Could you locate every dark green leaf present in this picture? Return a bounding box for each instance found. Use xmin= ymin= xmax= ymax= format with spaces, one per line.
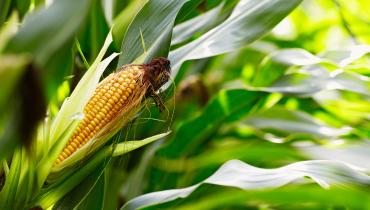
xmin=169 ymin=0 xmax=302 ymax=77
xmin=54 ymin=168 xmax=105 ymax=210
xmin=117 ymin=0 xmax=189 ymax=66
xmin=0 ymin=0 xmax=12 ymax=27
xmin=112 ymin=0 xmax=147 ymax=49
xmin=6 ymin=0 xmax=92 ymax=66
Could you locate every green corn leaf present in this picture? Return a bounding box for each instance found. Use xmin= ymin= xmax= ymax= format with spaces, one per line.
xmin=113 ymin=131 xmax=171 ymax=157
xmin=0 ymin=148 xmax=22 ymax=209
xmin=169 ymin=0 xmax=303 ymax=78
xmin=171 ymin=2 xmax=224 ymax=45
xmin=157 ymin=89 xmax=262 ymax=158
xmin=5 ymin=0 xmax=92 ymax=66
xmin=121 ymin=159 xmax=370 ymax=210
xmin=34 ymin=132 xmax=170 ymax=209
xmin=0 ymin=12 xmax=19 ymax=53
xmin=117 ymin=0 xmax=189 ymax=66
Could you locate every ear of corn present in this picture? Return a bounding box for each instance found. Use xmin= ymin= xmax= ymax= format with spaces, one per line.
xmin=53 ymin=57 xmax=170 ymax=168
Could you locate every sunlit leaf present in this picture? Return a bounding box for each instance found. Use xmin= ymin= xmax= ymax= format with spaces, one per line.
xmin=0 ymin=12 xmax=18 ymax=52
xmin=313 ymin=89 xmax=370 ymax=124
xmin=273 ymin=49 xmax=323 ymax=65
xmin=251 ymin=67 xmax=370 ymax=96
xmin=300 ymin=141 xmax=370 ymax=171
xmin=244 ymin=106 xmax=351 ymax=138
xmin=320 ymin=45 xmax=370 ymax=67
xmin=121 ymin=159 xmax=370 ymax=210
xmin=252 ymin=46 xmax=370 ymax=87
xmin=169 ymin=0 xmax=302 ymax=76
xmin=171 ymin=2 xmax=224 ymax=45
xmin=113 ymin=131 xmax=171 ymax=157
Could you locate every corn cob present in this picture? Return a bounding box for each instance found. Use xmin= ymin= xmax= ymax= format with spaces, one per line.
xmin=54 ymin=57 xmax=170 ymax=165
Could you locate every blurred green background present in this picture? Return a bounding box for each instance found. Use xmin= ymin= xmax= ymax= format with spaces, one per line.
xmin=0 ymin=0 xmax=369 ymax=209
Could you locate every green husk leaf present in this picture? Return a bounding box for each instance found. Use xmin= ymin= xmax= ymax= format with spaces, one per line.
xmin=36 ymin=117 xmax=81 ymax=189
xmin=50 ymin=31 xmax=115 ymax=145
xmin=113 ymin=131 xmax=171 ymax=156
xmin=0 ymin=148 xmax=22 ymax=209
xmin=0 ymin=12 xmax=19 ymax=53
xmin=34 ymin=131 xmax=170 ymax=209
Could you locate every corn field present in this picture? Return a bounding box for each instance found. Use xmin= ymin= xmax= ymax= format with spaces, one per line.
xmin=0 ymin=0 xmax=370 ymax=209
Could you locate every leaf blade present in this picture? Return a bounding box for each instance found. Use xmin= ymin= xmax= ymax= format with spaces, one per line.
xmin=121 ymin=159 xmax=370 ymax=210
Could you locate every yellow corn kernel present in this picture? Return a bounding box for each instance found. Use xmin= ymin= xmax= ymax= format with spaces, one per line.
xmin=55 ymin=68 xmax=141 ymax=163
xmin=54 ymin=57 xmax=171 ymax=165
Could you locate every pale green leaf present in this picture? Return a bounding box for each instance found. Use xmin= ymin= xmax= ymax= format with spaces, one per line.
xmin=113 ymin=131 xmax=171 ymax=157
xmin=121 ymin=159 xmax=370 ymax=210
xmin=169 ymin=0 xmax=302 ymax=77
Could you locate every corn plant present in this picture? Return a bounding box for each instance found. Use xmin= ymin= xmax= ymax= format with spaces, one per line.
xmin=1 ymin=0 xmax=370 ymax=210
